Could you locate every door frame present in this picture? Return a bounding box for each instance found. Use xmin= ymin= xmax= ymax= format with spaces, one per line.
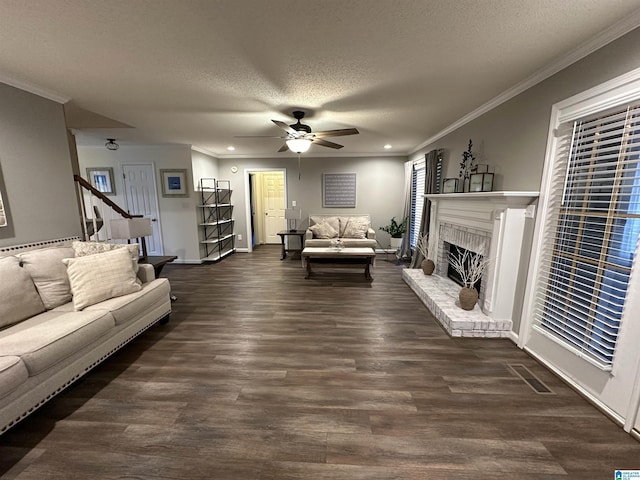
xmin=120 ymin=162 xmax=164 ymax=255
xmin=243 ymin=167 xmax=287 ymax=253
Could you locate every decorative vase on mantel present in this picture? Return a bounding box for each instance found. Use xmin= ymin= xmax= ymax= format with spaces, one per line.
xmin=421 ymin=259 xmax=435 ymax=275
xmin=459 ymin=286 xmax=478 ymax=311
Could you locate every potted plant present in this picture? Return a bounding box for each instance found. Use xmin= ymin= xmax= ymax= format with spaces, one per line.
xmin=449 ymin=248 xmax=490 ymax=310
xmin=379 ymin=217 xmax=407 ymax=249
xmin=416 ymin=233 xmax=434 ymax=275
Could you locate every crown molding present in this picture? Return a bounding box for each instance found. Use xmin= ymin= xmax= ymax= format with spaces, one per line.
xmin=0 ymin=73 xmax=70 ymax=104
xmin=191 ymin=145 xmax=220 ymax=158
xmin=409 ymin=9 xmax=640 ymax=158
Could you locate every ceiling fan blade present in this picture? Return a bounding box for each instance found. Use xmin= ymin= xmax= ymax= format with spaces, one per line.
xmin=272 ymin=120 xmax=297 ymax=135
xmin=312 ymin=128 xmax=359 ymax=138
xmin=313 ymin=138 xmax=344 ymax=149
xmin=277 ymin=143 xmax=289 ymax=152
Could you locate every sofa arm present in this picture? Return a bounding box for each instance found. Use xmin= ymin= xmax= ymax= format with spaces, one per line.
xmin=367 ymin=228 xmax=376 ymax=240
xmin=305 ymin=229 xmax=314 ymax=241
xmin=137 ymin=263 xmax=156 ymax=283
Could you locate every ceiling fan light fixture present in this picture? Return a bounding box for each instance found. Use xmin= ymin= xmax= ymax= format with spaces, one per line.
xmin=286 ymin=138 xmax=311 ymax=153
xmin=105 ymin=138 xmax=119 ymax=151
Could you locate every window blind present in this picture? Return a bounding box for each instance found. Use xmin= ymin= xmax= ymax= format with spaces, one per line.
xmin=410 ymin=164 xmax=426 ymax=248
xmin=532 ymin=103 xmax=640 ymax=370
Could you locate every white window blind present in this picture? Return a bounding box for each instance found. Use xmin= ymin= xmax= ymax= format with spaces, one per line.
xmin=410 ymin=164 xmax=425 ymax=248
xmin=532 ymin=103 xmax=640 ymax=370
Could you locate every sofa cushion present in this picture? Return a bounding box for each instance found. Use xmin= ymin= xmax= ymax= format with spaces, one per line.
xmin=54 ymin=278 xmax=170 ymax=326
xmin=309 ymin=221 xmax=338 ymax=239
xmin=0 ymin=256 xmax=46 ymax=329
xmin=63 ymin=248 xmax=142 ymax=311
xmin=0 ymin=356 xmax=29 ymax=399
xmin=340 ymin=217 xmax=369 ymax=239
xmin=72 ymin=240 xmax=140 ymax=273
xmin=0 ymin=310 xmax=115 ymax=375
xmin=310 ymin=215 xmax=339 ymax=233
xmin=19 ymin=246 xmax=75 ymax=310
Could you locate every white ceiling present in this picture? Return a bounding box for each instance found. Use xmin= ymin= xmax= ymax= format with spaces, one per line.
xmin=1 ymin=0 xmax=640 ymax=158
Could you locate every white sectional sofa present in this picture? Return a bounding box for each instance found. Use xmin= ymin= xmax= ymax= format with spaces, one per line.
xmin=305 ymin=214 xmax=376 ymax=249
xmin=0 ymin=238 xmax=171 ymax=435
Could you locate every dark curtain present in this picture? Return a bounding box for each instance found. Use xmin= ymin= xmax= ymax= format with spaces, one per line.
xmin=411 ymin=149 xmax=442 ymax=268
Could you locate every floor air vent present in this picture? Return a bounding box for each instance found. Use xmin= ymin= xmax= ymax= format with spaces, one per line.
xmin=508 ymin=364 xmax=555 ymax=394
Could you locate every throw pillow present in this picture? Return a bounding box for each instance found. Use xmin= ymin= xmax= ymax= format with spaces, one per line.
xmin=19 ymin=246 xmax=75 ymax=309
xmin=63 ymin=248 xmax=141 ymax=311
xmin=72 ymin=240 xmax=140 ymax=272
xmin=310 ymin=215 xmax=339 ymax=234
xmin=0 ymin=256 xmax=46 ymax=328
xmin=309 ymin=221 xmax=338 ymax=239
xmin=341 ymin=219 xmax=368 ymax=239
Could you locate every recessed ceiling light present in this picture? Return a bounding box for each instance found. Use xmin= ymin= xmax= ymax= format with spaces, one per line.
xmin=384 ymin=144 xmax=392 ymax=149
xmin=227 ymin=146 xmax=236 ymax=151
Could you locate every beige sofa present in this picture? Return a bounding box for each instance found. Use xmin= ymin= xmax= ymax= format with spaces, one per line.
xmin=305 ymin=214 xmax=376 ymax=248
xmin=0 ymin=238 xmax=171 ymax=435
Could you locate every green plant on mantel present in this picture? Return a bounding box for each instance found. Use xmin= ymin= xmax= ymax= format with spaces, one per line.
xmin=379 ymin=217 xmax=407 ymax=238
xmin=459 ymin=139 xmax=477 ymax=182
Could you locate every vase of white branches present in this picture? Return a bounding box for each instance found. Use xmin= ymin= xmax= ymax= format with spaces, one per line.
xmin=416 ymin=233 xmax=434 ymax=275
xmin=449 ymin=248 xmax=490 ymax=310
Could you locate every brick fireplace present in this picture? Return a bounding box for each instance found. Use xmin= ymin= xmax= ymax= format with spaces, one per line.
xmin=403 ymin=191 xmax=538 ymax=338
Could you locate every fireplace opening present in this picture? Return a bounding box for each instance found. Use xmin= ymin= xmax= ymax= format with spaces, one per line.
xmin=447 ymin=245 xmax=482 ymax=292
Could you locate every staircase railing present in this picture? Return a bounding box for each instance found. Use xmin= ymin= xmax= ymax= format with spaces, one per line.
xmin=74 ymin=175 xmax=148 ymax=256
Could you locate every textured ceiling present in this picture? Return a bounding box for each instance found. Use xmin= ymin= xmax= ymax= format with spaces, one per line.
xmin=1 ymin=0 xmax=639 ymax=157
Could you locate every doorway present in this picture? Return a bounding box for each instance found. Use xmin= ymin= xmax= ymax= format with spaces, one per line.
xmin=122 ymin=163 xmax=164 ymax=255
xmin=244 ymin=169 xmax=286 ymax=252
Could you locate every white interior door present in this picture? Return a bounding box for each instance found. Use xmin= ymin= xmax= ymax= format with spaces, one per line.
xmin=122 ymin=164 xmax=163 ymax=255
xmin=261 ymin=171 xmax=285 ymax=244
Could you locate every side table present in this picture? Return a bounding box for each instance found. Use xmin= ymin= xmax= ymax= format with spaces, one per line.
xmin=276 ymin=230 xmax=306 ymax=260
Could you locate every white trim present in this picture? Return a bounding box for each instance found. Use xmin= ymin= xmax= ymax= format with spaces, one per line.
xmin=191 ymin=146 xmax=219 ymax=158
xmin=524 ymin=346 xmax=626 ymax=427
xmin=243 ymin=167 xmax=287 ymax=253
xmin=507 ymin=330 xmax=519 ymax=345
xmin=409 ymin=10 xmax=640 ymax=157
xmin=218 ymin=151 xmax=402 ymax=159
xmin=0 ymin=74 xmax=70 ymax=104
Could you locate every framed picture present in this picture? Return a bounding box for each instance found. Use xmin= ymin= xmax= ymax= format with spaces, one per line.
xmin=160 ymin=169 xmax=189 ymax=197
xmin=469 ymin=173 xmax=484 ymax=192
xmin=323 ymin=172 xmax=356 ymax=207
xmin=442 ymin=178 xmax=458 ymax=193
xmin=86 ymin=167 xmax=116 ymax=195
xmin=470 ymin=173 xmax=494 ymax=192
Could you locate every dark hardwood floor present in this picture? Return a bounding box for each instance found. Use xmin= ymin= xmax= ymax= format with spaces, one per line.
xmin=1 ymin=245 xmax=639 ymax=479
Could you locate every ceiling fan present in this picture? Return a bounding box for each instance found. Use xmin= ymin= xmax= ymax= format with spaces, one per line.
xmin=236 ymin=110 xmax=359 ymax=153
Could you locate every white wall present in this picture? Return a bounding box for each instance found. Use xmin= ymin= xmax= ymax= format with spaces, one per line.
xmin=0 ymin=83 xmax=80 ymax=247
xmin=77 ymin=144 xmax=201 ymax=263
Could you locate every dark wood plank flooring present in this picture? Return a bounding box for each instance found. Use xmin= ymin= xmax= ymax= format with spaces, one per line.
xmin=1 ymin=245 xmax=639 ymax=479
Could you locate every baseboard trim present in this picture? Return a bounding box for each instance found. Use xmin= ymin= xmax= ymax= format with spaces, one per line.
xmin=523 ymin=346 xmax=627 ymax=428
xmin=507 ymin=330 xmax=519 ymax=345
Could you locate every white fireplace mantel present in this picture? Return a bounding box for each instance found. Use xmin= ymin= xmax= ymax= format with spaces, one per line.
xmin=406 ymin=190 xmax=539 ymax=337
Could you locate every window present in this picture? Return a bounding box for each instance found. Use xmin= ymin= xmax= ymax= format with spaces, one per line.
xmin=533 ymin=103 xmax=640 ymax=369
xmin=410 ymin=163 xmax=425 ymax=248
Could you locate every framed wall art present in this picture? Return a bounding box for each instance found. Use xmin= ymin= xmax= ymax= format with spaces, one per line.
xmin=323 ymin=173 xmax=356 ymax=208
xmin=86 ymin=167 xmax=116 ymax=195
xmin=442 ymin=178 xmax=458 ymax=193
xmin=160 ymin=169 xmax=189 ymax=197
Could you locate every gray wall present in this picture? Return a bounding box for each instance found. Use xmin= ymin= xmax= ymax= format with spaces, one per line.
xmin=216 ymin=155 xmax=407 ymax=250
xmin=409 ymin=27 xmax=640 ymax=332
xmin=0 ymin=83 xmax=80 ymax=247
xmin=411 ymin=27 xmax=640 ymax=191
xmin=77 ymin=144 xmax=202 ymax=263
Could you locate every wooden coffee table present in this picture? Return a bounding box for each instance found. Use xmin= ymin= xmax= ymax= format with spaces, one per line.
xmin=301 ymin=247 xmax=376 ymax=281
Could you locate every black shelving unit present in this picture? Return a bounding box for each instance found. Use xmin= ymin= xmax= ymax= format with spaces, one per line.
xmin=198 ymin=178 xmax=235 ymax=262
